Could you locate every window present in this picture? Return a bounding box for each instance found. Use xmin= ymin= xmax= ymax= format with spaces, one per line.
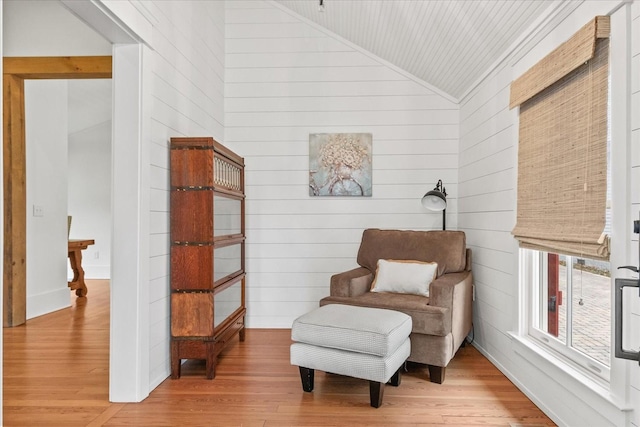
xmin=527 ymin=251 xmax=611 ymax=381
xmin=511 ymin=16 xmax=613 ymax=383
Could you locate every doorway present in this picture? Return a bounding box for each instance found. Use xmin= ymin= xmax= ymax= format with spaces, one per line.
xmin=3 ymin=2 xmax=150 ymax=403
xmin=3 ymin=48 xmax=148 ymax=403
xmin=3 ymin=56 xmax=112 ymax=327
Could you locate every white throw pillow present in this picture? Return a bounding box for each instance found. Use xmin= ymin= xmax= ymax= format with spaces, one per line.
xmin=370 ymin=259 xmax=438 ymax=297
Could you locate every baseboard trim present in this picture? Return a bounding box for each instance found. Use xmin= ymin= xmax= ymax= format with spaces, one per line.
xmin=68 ymin=265 xmax=111 ymax=280
xmin=471 ymin=341 xmax=564 ymax=426
xmin=27 ymin=287 xmax=71 ymax=320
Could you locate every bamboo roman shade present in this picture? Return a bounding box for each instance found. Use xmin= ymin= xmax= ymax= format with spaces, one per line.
xmin=510 ymin=16 xmax=610 ymax=260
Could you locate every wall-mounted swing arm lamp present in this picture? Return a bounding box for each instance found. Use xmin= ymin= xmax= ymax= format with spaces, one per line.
xmin=421 ymin=179 xmax=447 ymax=230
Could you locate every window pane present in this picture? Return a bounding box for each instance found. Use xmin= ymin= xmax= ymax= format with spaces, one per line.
xmin=555 ymin=254 xmax=567 ymax=344
xmin=533 ymin=251 xmax=611 ymax=368
xmin=570 ymin=258 xmax=610 ymax=365
xmin=537 ymin=253 xmax=566 ymax=344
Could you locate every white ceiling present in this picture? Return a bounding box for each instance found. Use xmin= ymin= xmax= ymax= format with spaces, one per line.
xmin=274 ymin=0 xmax=556 ymax=99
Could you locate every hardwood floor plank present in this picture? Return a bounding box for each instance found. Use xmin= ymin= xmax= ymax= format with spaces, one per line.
xmin=3 ymin=280 xmax=556 ymax=426
xmin=86 ymin=403 xmax=126 ymax=427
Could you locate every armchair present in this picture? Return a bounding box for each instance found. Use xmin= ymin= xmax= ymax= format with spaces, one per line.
xmin=320 ymin=228 xmax=473 ymax=383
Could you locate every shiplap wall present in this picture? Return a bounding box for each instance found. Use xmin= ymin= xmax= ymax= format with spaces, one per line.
xmin=224 ymin=0 xmax=459 ymax=328
xmin=630 ymin=2 xmax=640 ymax=425
xmin=459 ymin=60 xmax=518 ymax=359
xmin=145 ymin=0 xmax=226 ymax=387
xmin=459 ymin=1 xmax=635 ymax=426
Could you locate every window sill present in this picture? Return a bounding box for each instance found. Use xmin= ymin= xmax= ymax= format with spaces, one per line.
xmin=508 ymin=332 xmax=632 ymax=412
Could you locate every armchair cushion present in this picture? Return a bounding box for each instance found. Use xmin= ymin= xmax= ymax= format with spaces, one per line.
xmin=320 ymin=292 xmax=450 ymax=336
xmin=357 ymin=229 xmax=467 ymax=277
xmin=371 ymin=259 xmax=438 ymax=297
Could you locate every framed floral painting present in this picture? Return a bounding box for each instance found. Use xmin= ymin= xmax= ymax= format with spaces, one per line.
xmin=309 ymin=133 xmax=372 ymax=197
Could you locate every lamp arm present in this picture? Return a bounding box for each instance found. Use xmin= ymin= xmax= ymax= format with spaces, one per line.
xmin=442 ymin=208 xmax=446 ymax=231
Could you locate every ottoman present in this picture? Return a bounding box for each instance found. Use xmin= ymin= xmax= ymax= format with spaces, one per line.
xmin=290 ymin=304 xmax=412 ymax=408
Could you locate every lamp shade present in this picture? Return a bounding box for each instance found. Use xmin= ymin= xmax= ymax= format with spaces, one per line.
xmin=421 ymin=190 xmax=447 ymax=211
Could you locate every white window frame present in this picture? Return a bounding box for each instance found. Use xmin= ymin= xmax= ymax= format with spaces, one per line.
xmin=525 ymin=249 xmax=611 ymax=384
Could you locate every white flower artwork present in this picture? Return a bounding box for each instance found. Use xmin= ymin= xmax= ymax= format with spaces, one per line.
xmin=309 ymin=133 xmax=372 ymax=197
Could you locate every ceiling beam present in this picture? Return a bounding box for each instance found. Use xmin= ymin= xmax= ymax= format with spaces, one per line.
xmin=3 ymin=56 xmax=112 ymax=79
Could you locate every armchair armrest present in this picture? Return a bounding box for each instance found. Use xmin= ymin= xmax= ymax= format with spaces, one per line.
xmin=330 ymin=267 xmax=373 ymax=297
xmin=429 ymin=271 xmax=473 ymax=348
xmin=429 ymin=272 xmax=472 ymax=308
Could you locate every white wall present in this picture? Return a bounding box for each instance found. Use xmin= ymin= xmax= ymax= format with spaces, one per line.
xmin=140 ymin=0 xmax=226 ymax=388
xmin=225 ymin=0 xmax=459 ymax=328
xmin=25 ymin=80 xmax=70 ymax=319
xmin=68 ymin=119 xmax=112 ymax=279
xmin=458 ymin=1 xmax=637 ymax=426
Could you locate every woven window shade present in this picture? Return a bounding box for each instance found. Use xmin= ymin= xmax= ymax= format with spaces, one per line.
xmin=510 ymin=16 xmax=610 ymax=108
xmin=511 ymin=17 xmax=610 ymax=261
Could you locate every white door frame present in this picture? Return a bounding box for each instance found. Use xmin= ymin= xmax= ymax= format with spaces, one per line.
xmin=61 ymin=0 xmax=152 ymax=402
xmin=109 ymin=42 xmax=150 ymax=402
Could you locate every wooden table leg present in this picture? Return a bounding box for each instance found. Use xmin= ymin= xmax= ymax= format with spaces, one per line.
xmin=68 ymin=249 xmax=88 ymax=297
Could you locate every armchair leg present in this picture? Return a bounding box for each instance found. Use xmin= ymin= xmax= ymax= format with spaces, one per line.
xmin=428 ymin=365 xmax=445 ymax=384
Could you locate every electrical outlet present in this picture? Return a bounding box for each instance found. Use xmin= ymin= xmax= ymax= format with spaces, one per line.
xmin=33 ymin=205 xmax=44 ymax=217
xmin=94 ymin=251 xmax=100 ymax=259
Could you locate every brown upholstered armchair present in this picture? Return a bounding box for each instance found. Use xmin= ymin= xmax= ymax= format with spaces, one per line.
xmin=320 ymin=229 xmax=473 ymax=384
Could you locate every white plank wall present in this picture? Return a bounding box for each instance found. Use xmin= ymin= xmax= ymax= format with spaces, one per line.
xmin=144 ymin=0 xmax=226 ymax=388
xmin=459 ymin=58 xmax=519 ymax=364
xmin=459 ymin=1 xmax=637 ymax=426
xmin=630 ymin=2 xmax=640 ymax=426
xmin=224 ymin=0 xmax=459 ymax=328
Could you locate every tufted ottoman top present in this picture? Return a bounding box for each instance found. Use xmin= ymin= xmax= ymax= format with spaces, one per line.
xmin=291 ymin=304 xmax=412 ymax=357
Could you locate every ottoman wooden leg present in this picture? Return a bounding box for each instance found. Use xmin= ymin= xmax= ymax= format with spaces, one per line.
xmin=299 ymin=367 xmax=314 ymax=392
xmin=389 ymin=366 xmax=402 ymax=387
xmin=369 ymin=381 xmax=385 ymax=408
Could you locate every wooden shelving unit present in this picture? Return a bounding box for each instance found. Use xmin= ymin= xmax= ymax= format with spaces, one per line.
xmin=169 ymin=137 xmax=246 ymax=379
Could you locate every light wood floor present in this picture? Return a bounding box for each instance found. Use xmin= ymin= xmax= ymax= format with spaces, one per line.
xmin=3 ymin=281 xmax=556 ymax=426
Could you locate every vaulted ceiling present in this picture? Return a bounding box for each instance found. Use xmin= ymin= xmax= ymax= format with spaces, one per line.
xmin=64 ymin=0 xmax=561 ymax=121
xmin=274 ymin=0 xmax=556 ymax=99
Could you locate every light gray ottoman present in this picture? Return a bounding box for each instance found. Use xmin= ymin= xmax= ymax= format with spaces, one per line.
xmin=290 ymin=304 xmax=412 ymax=408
